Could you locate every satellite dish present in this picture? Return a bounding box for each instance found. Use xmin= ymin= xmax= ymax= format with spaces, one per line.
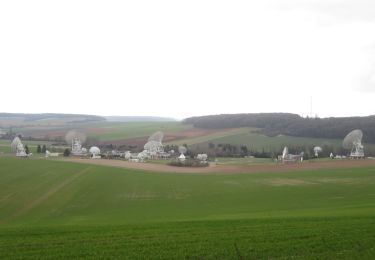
xmin=89 ymin=146 xmax=100 ymax=155
xmin=65 ymin=130 xmax=87 ymax=144
xmin=11 ymin=137 xmax=22 ymax=152
xmin=343 ymin=129 xmax=363 ymax=149
xmin=148 ymin=131 xmax=164 ymax=143
xmin=313 ymin=146 xmax=323 ymax=157
xmin=282 ymin=147 xmax=288 ymax=159
xmin=144 ymin=140 xmax=163 ymax=151
xmin=178 ymin=146 xmax=187 ymax=155
xmin=343 ymin=129 xmax=364 ymax=158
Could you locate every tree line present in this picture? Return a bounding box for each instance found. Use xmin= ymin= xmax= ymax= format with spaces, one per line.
xmin=183 ymin=113 xmax=375 ymax=143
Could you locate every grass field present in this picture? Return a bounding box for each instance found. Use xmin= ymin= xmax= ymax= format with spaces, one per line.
xmin=0 ymin=140 xmax=53 ymax=154
xmin=85 ymin=121 xmax=192 ymax=142
xmin=11 ymin=121 xmax=192 ymax=142
xmin=189 ymin=130 xmax=342 ymax=151
xmin=164 ymin=127 xmax=251 ymax=146
xmin=1 ymin=156 xmax=375 ymax=258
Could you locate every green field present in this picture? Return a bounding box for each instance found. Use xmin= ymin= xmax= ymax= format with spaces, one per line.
xmin=189 ymin=130 xmax=342 ymax=151
xmin=85 ymin=121 xmax=192 ymax=142
xmin=11 ymin=121 xmax=191 ymax=142
xmin=164 ymin=127 xmax=251 ymax=146
xmin=0 ymin=140 xmax=54 ymax=154
xmin=1 ymin=156 xmax=375 ymax=258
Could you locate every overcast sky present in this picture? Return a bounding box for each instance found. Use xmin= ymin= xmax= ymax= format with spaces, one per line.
xmin=1 ymin=0 xmax=375 ymax=119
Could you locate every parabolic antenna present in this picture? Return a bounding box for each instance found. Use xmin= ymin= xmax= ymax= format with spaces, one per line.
xmin=89 ymin=146 xmax=101 ymax=155
xmin=343 ymin=129 xmax=364 ymax=158
xmin=11 ymin=137 xmax=22 ymax=152
xmin=282 ymin=146 xmax=288 ymax=159
xmin=178 ymin=146 xmax=187 ymax=155
xmin=144 ymin=140 xmax=163 ymax=151
xmin=313 ymin=146 xmax=322 ymax=152
xmin=148 ymin=131 xmax=164 ymax=143
xmin=313 ymin=146 xmax=323 ymax=157
xmin=65 ymin=130 xmax=87 ymax=144
xmin=343 ymin=129 xmax=363 ymax=150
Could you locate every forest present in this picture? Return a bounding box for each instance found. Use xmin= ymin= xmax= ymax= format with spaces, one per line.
xmin=183 ymin=113 xmax=375 ymax=143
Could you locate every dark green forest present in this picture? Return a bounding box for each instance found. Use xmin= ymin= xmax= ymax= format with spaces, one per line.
xmin=183 ymin=113 xmax=375 ymax=143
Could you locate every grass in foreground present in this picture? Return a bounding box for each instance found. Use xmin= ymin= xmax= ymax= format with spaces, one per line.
xmin=1 ymin=217 xmax=375 ymax=259
xmin=0 ymin=157 xmax=375 ymax=258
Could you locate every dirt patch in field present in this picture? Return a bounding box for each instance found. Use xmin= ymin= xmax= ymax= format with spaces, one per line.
xmin=61 ymin=158 xmax=375 ymax=175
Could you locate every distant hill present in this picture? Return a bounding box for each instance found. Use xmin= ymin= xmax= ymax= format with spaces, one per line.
xmin=183 ymin=113 xmax=375 ymax=143
xmin=105 ymin=116 xmax=176 ymax=122
xmin=0 ymin=113 xmax=105 ymax=127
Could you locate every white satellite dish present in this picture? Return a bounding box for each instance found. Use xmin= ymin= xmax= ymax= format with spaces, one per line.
xmin=313 ymin=146 xmax=323 ymax=157
xmin=65 ymin=130 xmax=87 ymax=144
xmin=11 ymin=137 xmax=22 ymax=152
xmin=178 ymin=146 xmax=187 ymax=161
xmin=89 ymin=146 xmax=101 ymax=159
xmin=178 ymin=146 xmax=187 ymax=155
xmin=144 ymin=140 xmax=163 ymax=152
xmin=282 ymin=146 xmax=288 ymax=159
xmin=148 ymin=131 xmax=164 ymax=143
xmin=66 ymin=130 xmax=87 ymax=156
xmin=11 ymin=137 xmax=28 ymax=157
xmin=89 ymin=146 xmax=100 ymax=155
xmin=343 ymin=129 xmax=364 ymax=158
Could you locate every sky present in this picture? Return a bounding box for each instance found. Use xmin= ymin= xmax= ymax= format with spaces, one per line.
xmin=1 ymin=0 xmax=375 ymax=119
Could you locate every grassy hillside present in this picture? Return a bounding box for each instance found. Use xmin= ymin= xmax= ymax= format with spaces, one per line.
xmin=164 ymin=127 xmax=250 ymax=146
xmin=87 ymin=121 xmax=191 ymax=142
xmin=8 ymin=121 xmax=192 ymax=143
xmin=183 ymin=113 xmax=375 ymax=142
xmin=175 ymin=128 xmax=341 ymax=151
xmin=0 ymin=113 xmax=104 ymax=127
xmin=1 ymin=157 xmax=375 ymax=258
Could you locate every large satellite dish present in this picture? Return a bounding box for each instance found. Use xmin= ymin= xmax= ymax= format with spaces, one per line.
xmin=11 ymin=137 xmax=22 ymax=152
xmin=343 ymin=129 xmax=363 ymax=149
xmin=282 ymin=146 xmax=288 ymax=159
xmin=148 ymin=131 xmax=164 ymax=143
xmin=65 ymin=130 xmax=87 ymax=144
xmin=144 ymin=140 xmax=163 ymax=151
xmin=313 ymin=146 xmax=322 ymax=157
xmin=89 ymin=146 xmax=101 ymax=155
xmin=178 ymin=146 xmax=187 ymax=155
xmin=343 ymin=129 xmax=364 ymax=158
